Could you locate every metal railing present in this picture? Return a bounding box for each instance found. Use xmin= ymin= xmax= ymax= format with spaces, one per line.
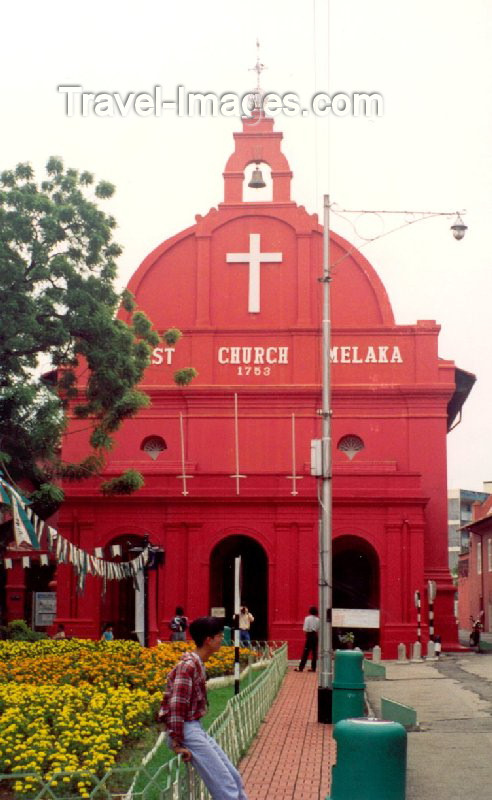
xmin=0 ymin=643 xmax=287 ymax=800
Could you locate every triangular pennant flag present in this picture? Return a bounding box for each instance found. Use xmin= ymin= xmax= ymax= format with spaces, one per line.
xmin=35 ymin=517 xmax=45 ymax=545
xmin=0 ymin=481 xmax=11 ymax=506
xmin=16 ymin=501 xmax=41 ymax=549
xmin=76 ymin=552 xmax=88 ymax=593
xmin=47 ymin=527 xmax=57 ymax=551
xmin=111 ymin=544 xmax=122 ymax=557
xmin=9 ymin=492 xmax=35 ymax=548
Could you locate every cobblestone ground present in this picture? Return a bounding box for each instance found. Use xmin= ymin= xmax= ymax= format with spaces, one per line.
xmin=241 ymin=669 xmax=335 ymax=800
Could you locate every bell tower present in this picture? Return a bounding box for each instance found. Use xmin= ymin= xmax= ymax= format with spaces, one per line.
xmin=222 ymin=112 xmax=293 ymax=204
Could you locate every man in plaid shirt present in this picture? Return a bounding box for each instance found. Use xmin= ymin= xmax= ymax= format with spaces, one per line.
xmin=159 ymin=616 xmax=249 ymax=800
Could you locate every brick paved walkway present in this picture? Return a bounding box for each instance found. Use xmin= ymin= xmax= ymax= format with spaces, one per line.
xmin=240 ymin=668 xmax=335 ymax=800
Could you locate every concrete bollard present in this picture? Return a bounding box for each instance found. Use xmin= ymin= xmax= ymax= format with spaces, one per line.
xmin=411 ymin=641 xmax=422 ymax=661
xmin=222 ymin=626 xmax=232 ymax=646
xmin=426 ymin=640 xmax=436 ymax=660
xmin=397 ymin=643 xmax=407 ymax=662
xmin=327 ymin=718 xmax=407 ymax=800
xmin=372 ymin=645 xmax=382 ymax=663
xmin=332 ymin=650 xmax=365 ymax=724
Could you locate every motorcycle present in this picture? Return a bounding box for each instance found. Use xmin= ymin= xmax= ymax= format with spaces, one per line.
xmin=469 ymin=612 xmax=484 ymax=648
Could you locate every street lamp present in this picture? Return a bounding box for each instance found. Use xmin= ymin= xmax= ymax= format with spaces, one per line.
xmin=129 ymin=535 xmax=164 ymax=647
xmin=450 ymin=213 xmax=468 ymax=241
xmin=315 ymin=198 xmax=467 ymax=723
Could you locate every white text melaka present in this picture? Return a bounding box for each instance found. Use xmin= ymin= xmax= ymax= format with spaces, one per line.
xmin=330 ymin=345 xmax=403 ymax=364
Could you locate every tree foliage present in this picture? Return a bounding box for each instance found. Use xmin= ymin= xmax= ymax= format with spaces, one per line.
xmin=0 ymin=158 xmax=181 ymax=517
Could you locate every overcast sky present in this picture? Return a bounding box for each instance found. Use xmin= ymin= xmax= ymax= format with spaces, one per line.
xmin=2 ymin=0 xmax=491 ymax=491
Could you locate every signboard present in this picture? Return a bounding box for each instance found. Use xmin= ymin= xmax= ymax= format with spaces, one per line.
xmin=34 ymin=592 xmax=56 ymax=627
xmin=333 ymin=608 xmax=380 ymax=629
xmin=211 ymin=607 xmax=226 ymax=618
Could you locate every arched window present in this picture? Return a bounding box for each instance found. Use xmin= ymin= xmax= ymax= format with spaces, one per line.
xmin=141 ymin=436 xmax=167 ymax=461
xmin=338 ymin=435 xmax=364 ymax=461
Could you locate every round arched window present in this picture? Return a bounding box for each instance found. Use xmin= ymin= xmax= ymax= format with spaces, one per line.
xmin=338 ymin=435 xmax=364 ymax=461
xmin=141 ymin=436 xmax=167 ymax=461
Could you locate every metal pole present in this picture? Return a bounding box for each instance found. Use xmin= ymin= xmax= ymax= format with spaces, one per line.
xmin=427 ymin=580 xmax=436 ymax=640
xmin=415 ymin=590 xmax=421 ymax=644
xmin=318 ymin=194 xmax=333 ymax=723
xmin=234 ymin=556 xmax=241 ymax=695
xmin=144 ymin=565 xmax=149 ymax=648
xmin=143 ymin=535 xmax=150 ymax=648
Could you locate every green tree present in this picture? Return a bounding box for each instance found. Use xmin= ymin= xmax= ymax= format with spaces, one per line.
xmin=0 ymin=158 xmax=191 ymax=517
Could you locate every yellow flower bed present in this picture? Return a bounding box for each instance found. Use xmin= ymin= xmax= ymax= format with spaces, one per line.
xmin=0 ymin=639 xmax=252 ymax=796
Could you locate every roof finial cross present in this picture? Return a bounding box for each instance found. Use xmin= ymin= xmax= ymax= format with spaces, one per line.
xmin=248 ymin=39 xmax=266 ymax=109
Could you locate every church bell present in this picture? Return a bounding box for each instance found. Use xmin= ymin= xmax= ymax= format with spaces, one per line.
xmin=248 ymin=163 xmax=266 ymax=189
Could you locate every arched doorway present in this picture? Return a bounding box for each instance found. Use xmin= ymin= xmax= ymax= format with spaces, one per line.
xmin=100 ymin=534 xmax=146 ymax=641
xmin=209 ymin=535 xmax=268 ymax=639
xmin=333 ymin=535 xmax=380 ymax=650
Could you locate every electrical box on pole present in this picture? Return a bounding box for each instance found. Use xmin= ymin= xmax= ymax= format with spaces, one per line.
xmin=311 ymin=439 xmax=330 ymax=477
xmin=311 ymin=439 xmax=323 ymax=476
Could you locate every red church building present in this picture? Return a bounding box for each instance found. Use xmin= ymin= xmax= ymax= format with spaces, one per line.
xmin=11 ymin=113 xmax=471 ymax=657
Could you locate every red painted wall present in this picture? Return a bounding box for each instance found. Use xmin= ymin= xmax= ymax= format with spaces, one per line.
xmin=52 ymin=113 xmax=461 ymax=656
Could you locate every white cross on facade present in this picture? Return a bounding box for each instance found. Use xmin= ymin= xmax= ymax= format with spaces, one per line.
xmin=226 ymin=233 xmax=283 ymax=313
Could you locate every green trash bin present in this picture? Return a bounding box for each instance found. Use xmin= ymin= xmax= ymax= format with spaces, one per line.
xmin=327 ymin=718 xmax=407 ymax=800
xmin=332 ymin=650 xmax=365 ymax=724
xmin=222 ymin=626 xmax=232 ymax=646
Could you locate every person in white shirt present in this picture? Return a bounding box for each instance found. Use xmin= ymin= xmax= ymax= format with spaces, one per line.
xmin=295 ymin=606 xmax=320 ymax=672
xmin=239 ymin=606 xmax=254 ymax=645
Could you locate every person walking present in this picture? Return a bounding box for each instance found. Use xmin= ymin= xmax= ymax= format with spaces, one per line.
xmin=169 ymin=606 xmax=188 ymax=642
xmin=295 ymin=606 xmax=320 ymax=672
xmin=159 ymin=616 xmax=249 ymax=800
xmin=238 ymin=606 xmax=254 ymax=646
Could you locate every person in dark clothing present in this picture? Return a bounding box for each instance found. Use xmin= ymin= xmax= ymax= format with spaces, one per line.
xmin=295 ymin=606 xmax=320 ymax=672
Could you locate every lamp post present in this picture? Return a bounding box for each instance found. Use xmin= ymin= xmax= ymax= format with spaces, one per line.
xmin=315 ymin=198 xmax=467 ymax=724
xmin=317 ymin=194 xmax=333 ymax=723
xmin=129 ymin=535 xmax=164 ymax=647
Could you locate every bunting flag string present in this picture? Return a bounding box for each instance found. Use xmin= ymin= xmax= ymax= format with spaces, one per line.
xmin=0 ymin=474 xmax=152 ymax=586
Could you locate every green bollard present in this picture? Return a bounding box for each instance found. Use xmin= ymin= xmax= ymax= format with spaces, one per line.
xmin=332 ymin=649 xmax=365 ymax=724
xmin=327 ymin=718 xmax=407 ymax=800
xmin=222 ymin=626 xmax=232 ymax=646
